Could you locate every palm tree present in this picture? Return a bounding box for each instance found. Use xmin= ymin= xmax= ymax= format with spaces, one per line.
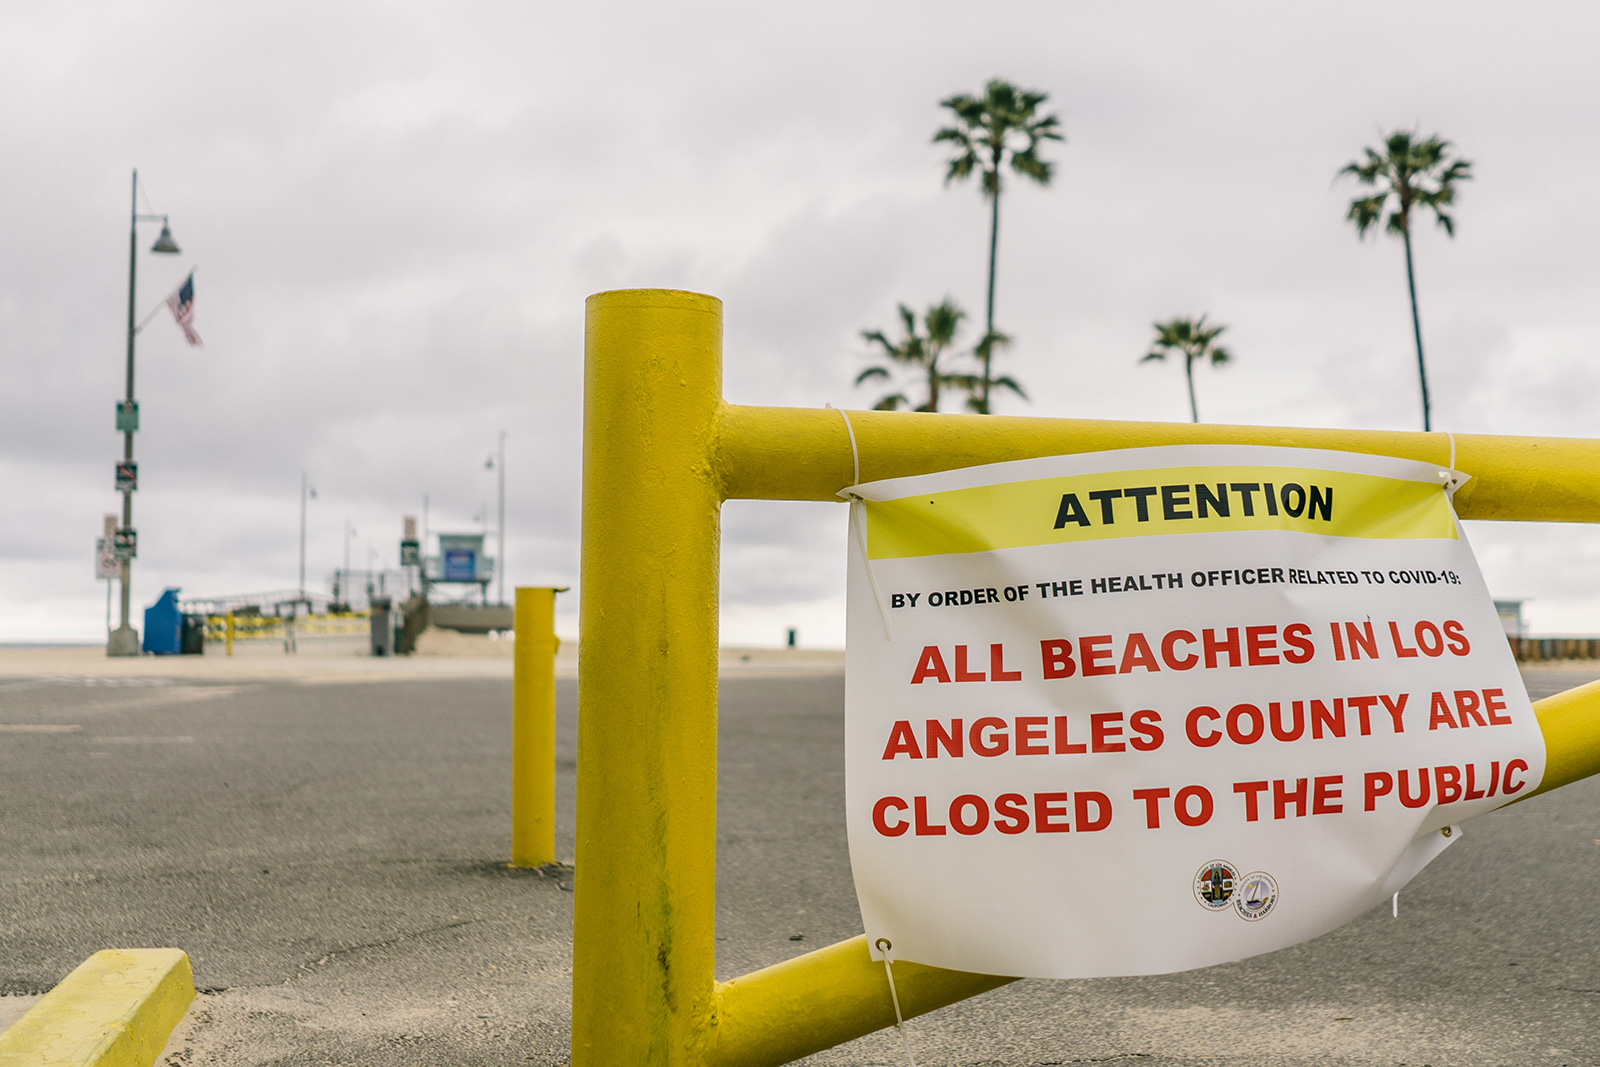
xmin=1339 ymin=130 xmax=1472 ymax=432
xmin=935 ymin=78 xmax=1061 ymax=413
xmin=856 ymin=300 xmax=981 ymax=412
xmin=1141 ymin=316 xmax=1232 ymax=423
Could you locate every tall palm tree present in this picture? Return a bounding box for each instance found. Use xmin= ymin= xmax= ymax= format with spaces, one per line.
xmin=935 ymin=78 xmax=1061 ymax=413
xmin=1141 ymin=316 xmax=1232 ymax=423
xmin=1339 ymin=130 xmax=1472 ymax=432
xmin=856 ymin=300 xmax=980 ymax=412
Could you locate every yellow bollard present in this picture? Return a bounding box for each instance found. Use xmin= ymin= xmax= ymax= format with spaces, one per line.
xmin=225 ymin=611 xmax=234 ymax=656
xmin=574 ymin=290 xmax=723 ymax=1067
xmin=512 ymin=587 xmax=561 ymax=868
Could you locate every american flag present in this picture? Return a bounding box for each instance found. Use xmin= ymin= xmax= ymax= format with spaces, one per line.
xmin=166 ymin=271 xmax=202 ymax=346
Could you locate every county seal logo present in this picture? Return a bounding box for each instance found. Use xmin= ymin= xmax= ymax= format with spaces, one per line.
xmin=1193 ymin=860 xmax=1238 ymax=911
xmin=1234 ymin=871 xmax=1279 ymax=921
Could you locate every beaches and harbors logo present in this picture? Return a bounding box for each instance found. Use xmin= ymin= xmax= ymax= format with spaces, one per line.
xmin=1233 ymin=871 xmax=1280 ymax=921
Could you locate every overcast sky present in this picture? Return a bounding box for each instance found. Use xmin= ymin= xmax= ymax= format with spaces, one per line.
xmin=4 ymin=1 xmax=1598 ymax=645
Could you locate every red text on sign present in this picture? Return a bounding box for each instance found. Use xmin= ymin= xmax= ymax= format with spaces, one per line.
xmin=1039 ymin=625 xmax=1315 ymax=679
xmin=871 ymin=791 xmax=1113 ymax=837
xmin=1362 ymin=759 xmax=1528 ymax=809
xmin=881 ymin=712 xmax=1164 ymax=759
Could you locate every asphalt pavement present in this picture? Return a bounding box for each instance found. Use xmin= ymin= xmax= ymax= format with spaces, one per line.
xmin=1 ymin=660 xmax=1597 ymax=1066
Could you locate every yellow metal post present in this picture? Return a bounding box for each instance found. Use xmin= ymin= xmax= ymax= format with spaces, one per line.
xmin=512 ymin=586 xmax=560 ymax=867
xmin=225 ymin=611 xmax=234 ymax=656
xmin=574 ymin=290 xmax=724 ymax=1066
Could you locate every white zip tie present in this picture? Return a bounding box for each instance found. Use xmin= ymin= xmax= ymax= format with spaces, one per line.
xmin=828 ymin=403 xmax=862 ymax=486
xmin=1392 ymin=891 xmax=1399 ymax=918
xmin=875 ymin=938 xmax=917 ymax=1067
xmin=1442 ymin=431 xmax=1464 ymax=497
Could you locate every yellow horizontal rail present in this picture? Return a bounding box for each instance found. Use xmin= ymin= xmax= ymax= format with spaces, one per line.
xmin=706 ymin=678 xmax=1600 ymax=1065
xmin=1526 ymin=676 xmax=1600 ymax=798
xmin=0 ymin=949 xmax=194 ymax=1067
xmin=202 ymin=613 xmax=370 ymax=641
xmin=716 ymin=404 xmax=1600 ymax=522
xmin=712 ymin=937 xmax=1011 ymax=1067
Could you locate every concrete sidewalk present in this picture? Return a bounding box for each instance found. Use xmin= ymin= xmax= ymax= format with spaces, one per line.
xmin=0 ymin=640 xmax=844 ymax=683
xmin=1 ymin=658 xmax=1597 ymax=1065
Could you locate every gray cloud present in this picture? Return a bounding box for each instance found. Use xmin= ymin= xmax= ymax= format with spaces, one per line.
xmin=4 ymin=1 xmax=1598 ymax=643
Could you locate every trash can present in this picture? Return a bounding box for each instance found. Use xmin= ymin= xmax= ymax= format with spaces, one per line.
xmin=142 ymin=588 xmax=183 ymax=654
xmin=180 ymin=613 xmax=206 ymax=655
xmin=370 ymin=597 xmax=393 ymax=657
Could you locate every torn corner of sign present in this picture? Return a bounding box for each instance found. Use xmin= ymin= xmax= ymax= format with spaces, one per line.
xmin=842 ymin=445 xmax=1543 ymax=980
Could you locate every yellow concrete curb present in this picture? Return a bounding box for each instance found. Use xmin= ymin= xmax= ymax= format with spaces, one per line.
xmin=0 ymin=950 xmax=194 ymax=1067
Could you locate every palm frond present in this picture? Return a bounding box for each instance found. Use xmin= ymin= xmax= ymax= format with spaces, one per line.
xmin=937 ymin=77 xmax=1061 ymax=197
xmin=988 ymin=375 xmax=1028 ymax=400
xmin=924 ymin=299 xmax=966 ymax=348
xmin=1345 ymin=194 xmax=1389 ymax=237
xmin=1010 ymin=146 xmax=1054 ymax=185
xmin=857 ymin=298 xmax=979 ymax=413
xmin=1145 ymin=315 xmax=1233 ymax=370
xmin=973 ymin=328 xmax=1012 ymax=358
xmin=1340 ymin=128 xmax=1471 ymax=243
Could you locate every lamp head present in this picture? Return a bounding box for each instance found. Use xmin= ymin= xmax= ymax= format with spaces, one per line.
xmin=150 ymin=222 xmax=181 ymax=254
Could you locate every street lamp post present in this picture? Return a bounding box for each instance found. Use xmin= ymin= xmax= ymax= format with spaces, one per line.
xmin=108 ymin=169 xmax=182 ymax=657
xmin=343 ymin=519 xmax=356 ymax=599
xmin=486 ymin=430 xmax=505 ymax=605
xmin=298 ymin=472 xmax=316 ymax=606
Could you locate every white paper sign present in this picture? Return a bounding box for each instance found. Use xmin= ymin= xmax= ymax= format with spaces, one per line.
xmin=844 ymin=445 xmax=1544 ymax=979
xmin=95 ymin=537 xmax=121 ymax=580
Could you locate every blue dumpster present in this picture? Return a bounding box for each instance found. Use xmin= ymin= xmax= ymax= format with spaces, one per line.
xmin=142 ymin=588 xmax=183 ymax=654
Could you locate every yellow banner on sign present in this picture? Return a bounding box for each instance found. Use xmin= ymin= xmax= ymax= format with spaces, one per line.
xmin=863 ymin=465 xmax=1454 ymax=560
